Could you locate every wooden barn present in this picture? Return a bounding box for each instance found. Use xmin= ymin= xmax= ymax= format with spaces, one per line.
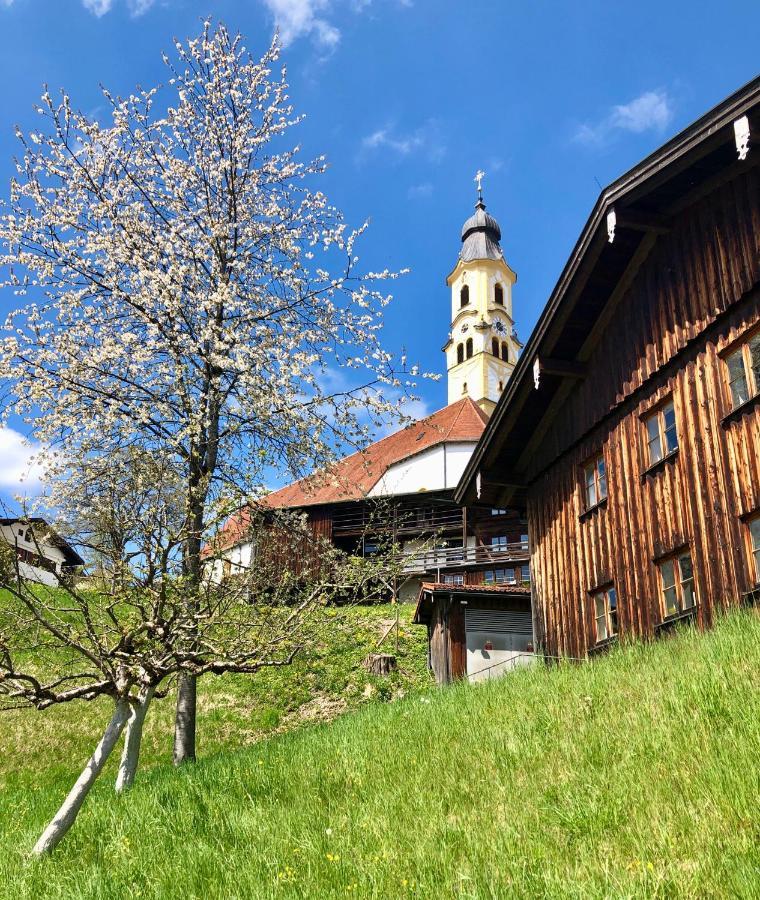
xmin=456 ymin=76 xmax=760 ymax=658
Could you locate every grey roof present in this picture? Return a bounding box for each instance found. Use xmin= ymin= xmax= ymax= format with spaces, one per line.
xmin=460 ymin=199 xmax=504 ymax=262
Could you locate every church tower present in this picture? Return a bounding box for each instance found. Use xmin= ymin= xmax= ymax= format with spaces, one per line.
xmin=444 ymin=176 xmax=521 ymax=414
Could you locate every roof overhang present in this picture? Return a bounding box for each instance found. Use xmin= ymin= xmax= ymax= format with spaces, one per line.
xmin=413 ymin=581 xmax=532 ymax=624
xmin=455 ymin=75 xmax=760 ymax=509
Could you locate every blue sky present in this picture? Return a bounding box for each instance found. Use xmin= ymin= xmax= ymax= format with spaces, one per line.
xmin=1 ymin=0 xmax=759 ymax=503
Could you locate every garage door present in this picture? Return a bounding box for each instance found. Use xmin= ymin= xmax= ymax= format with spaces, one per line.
xmin=465 ymin=607 xmax=534 ymax=682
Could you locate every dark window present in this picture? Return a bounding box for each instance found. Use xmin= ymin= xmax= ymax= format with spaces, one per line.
xmin=501 ymin=342 xmax=509 ymax=362
xmin=583 ymin=454 xmax=608 ymax=509
xmin=593 ymin=587 xmax=618 ymax=642
xmin=457 ymin=343 xmax=464 ymax=364
xmin=443 ymin=573 xmax=464 ymax=586
xmin=460 ymin=285 xmax=470 ymax=307
xmin=749 ymin=516 xmax=760 ymax=584
xmin=492 ymin=337 xmax=499 ymax=356
xmin=658 ymin=552 xmax=696 ymax=618
xmin=484 ymin=567 xmax=515 ymax=585
xmin=724 ymin=333 xmax=760 ymax=409
xmin=495 ymin=283 xmax=504 ymax=305
xmin=466 ymin=338 xmax=473 ymax=359
xmin=644 ymin=400 xmax=678 ymax=466
xmin=520 ymin=564 xmax=531 ymax=583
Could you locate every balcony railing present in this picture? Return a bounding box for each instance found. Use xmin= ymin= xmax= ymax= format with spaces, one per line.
xmin=332 ymin=503 xmax=463 ymax=535
xmin=396 ymin=542 xmax=529 ymax=574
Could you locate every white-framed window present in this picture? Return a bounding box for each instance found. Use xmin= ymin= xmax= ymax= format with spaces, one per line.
xmin=592 ymin=586 xmax=617 ymax=642
xmin=520 ymin=564 xmax=530 ymax=583
xmin=583 ymin=454 xmax=608 ymax=508
xmin=483 ymin=567 xmax=515 ymax=585
xmin=644 ymin=399 xmax=678 ymax=467
xmin=491 ymin=535 xmax=509 ymax=553
xmin=658 ymin=552 xmax=696 ymax=618
xmin=443 ymin=573 xmax=464 ymax=586
xmin=724 ymin=332 xmax=760 ymax=410
xmin=748 ymin=516 xmax=760 ymax=584
xmin=490 ymin=508 xmax=507 ymax=516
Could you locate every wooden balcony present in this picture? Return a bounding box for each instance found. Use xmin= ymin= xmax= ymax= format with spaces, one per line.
xmin=332 ymin=503 xmax=464 ymax=536
xmin=396 ymin=542 xmax=529 ymax=575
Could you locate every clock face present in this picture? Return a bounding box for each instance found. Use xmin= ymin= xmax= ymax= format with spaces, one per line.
xmin=460 ymin=323 xmax=469 ymax=333
xmin=494 ymin=321 xmax=506 ymax=334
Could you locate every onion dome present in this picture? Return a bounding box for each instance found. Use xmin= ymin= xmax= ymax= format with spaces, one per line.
xmin=460 ymin=198 xmax=504 ymax=263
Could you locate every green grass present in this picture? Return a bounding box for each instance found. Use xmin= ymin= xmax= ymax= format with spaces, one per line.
xmin=1 ymin=608 xmax=759 ymax=899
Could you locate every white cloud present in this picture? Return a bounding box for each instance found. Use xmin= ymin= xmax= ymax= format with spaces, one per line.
xmin=573 ymin=89 xmax=674 ymax=147
xmin=407 ymin=182 xmax=433 ymax=199
xmin=360 ymin=120 xmax=445 ymax=163
xmin=0 ymin=0 xmax=15 ymax=7
xmin=0 ymin=427 xmax=45 ymax=495
xmin=81 ymin=0 xmax=156 ymax=17
xmin=261 ymin=0 xmax=341 ymax=49
xmin=82 ymin=0 xmax=113 ymax=14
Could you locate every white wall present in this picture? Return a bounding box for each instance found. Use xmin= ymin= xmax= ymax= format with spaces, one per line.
xmin=0 ymin=522 xmax=68 ymax=573
xmin=368 ymin=442 xmax=478 ymax=497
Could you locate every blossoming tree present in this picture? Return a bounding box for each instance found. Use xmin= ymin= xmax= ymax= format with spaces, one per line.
xmin=0 ymin=23 xmax=417 ymax=767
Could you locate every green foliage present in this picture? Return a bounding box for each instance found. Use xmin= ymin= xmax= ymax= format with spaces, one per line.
xmin=1 ymin=609 xmax=759 ymax=898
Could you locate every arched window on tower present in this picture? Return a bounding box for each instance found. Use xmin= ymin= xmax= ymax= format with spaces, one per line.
xmin=501 ymin=342 xmax=509 ymax=362
xmin=466 ymin=338 xmax=473 ymax=359
xmin=460 ymin=285 xmax=470 ymax=307
xmin=491 ymin=337 xmax=499 ymax=357
xmin=495 ymin=283 xmax=504 ymax=305
xmin=457 ymin=343 xmax=464 ymax=364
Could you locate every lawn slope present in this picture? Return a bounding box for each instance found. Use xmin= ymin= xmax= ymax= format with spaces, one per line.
xmin=2 ymin=609 xmax=759 ymax=899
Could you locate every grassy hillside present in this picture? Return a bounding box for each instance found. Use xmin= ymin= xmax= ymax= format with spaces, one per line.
xmin=1 ymin=609 xmax=759 ymax=899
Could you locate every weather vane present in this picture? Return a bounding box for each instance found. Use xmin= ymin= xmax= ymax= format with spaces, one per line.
xmin=474 ymin=169 xmax=485 ymax=200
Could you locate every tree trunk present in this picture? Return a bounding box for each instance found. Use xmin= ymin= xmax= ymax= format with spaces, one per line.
xmin=173 ymin=672 xmax=197 ymax=765
xmin=363 ymin=653 xmax=397 ymax=676
xmin=115 ymin=685 xmax=155 ymax=793
xmin=32 ymin=698 xmax=130 ymax=855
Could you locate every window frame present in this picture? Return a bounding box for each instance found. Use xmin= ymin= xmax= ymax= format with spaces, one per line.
xmin=465 ymin=337 xmax=473 ymax=359
xmin=642 ymin=398 xmax=679 ymax=470
xmin=591 ymin=586 xmax=618 ymax=644
xmin=491 ymin=337 xmax=500 ymax=357
xmin=582 ymin=452 xmax=608 ymax=511
xmin=456 ymin=343 xmax=464 ymax=364
xmin=657 ymin=551 xmax=697 ymax=620
xmin=494 ymin=283 xmax=504 ymax=306
xmin=460 ymin=285 xmax=470 ymax=307
xmin=500 ymin=341 xmax=509 ymax=362
xmin=490 ymin=535 xmax=509 ymax=554
xmin=747 ymin=514 xmax=760 ymax=586
xmin=722 ymin=330 xmax=760 ymax=412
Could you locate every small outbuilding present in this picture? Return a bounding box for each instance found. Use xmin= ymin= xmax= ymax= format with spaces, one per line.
xmin=413 ymin=582 xmax=534 ymax=684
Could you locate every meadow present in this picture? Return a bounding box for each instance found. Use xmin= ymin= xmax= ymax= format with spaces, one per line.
xmin=1 ymin=605 xmax=758 ymax=899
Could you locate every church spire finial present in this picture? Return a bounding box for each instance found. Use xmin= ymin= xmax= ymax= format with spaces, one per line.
xmin=474 ymin=169 xmax=485 ymax=203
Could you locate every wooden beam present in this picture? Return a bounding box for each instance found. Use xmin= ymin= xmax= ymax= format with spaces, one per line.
xmin=616 ymin=208 xmax=671 ymax=235
xmin=536 ymin=357 xmax=587 ymax=382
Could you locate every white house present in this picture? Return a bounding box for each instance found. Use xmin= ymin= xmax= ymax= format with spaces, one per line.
xmin=0 ymin=517 xmax=84 ymax=586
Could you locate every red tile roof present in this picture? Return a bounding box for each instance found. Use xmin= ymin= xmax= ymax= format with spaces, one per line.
xmin=263 ymin=396 xmax=488 ymax=508
xmin=209 ymin=398 xmax=488 ymax=554
xmin=419 ymin=582 xmax=532 ymax=595
xmin=413 ymin=581 xmax=531 ymax=624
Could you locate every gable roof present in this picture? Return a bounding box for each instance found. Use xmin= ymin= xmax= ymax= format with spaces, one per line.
xmin=0 ymin=516 xmax=85 ymax=567
xmin=208 ymin=398 xmax=489 ymax=554
xmin=261 ymin=396 xmax=488 ymax=509
xmin=455 ymin=74 xmax=760 ymax=508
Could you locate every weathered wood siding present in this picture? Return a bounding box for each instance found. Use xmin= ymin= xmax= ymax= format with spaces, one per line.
xmin=528 ymin=169 xmax=760 ymax=658
xmin=528 ymin=169 xmax=760 ymax=480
